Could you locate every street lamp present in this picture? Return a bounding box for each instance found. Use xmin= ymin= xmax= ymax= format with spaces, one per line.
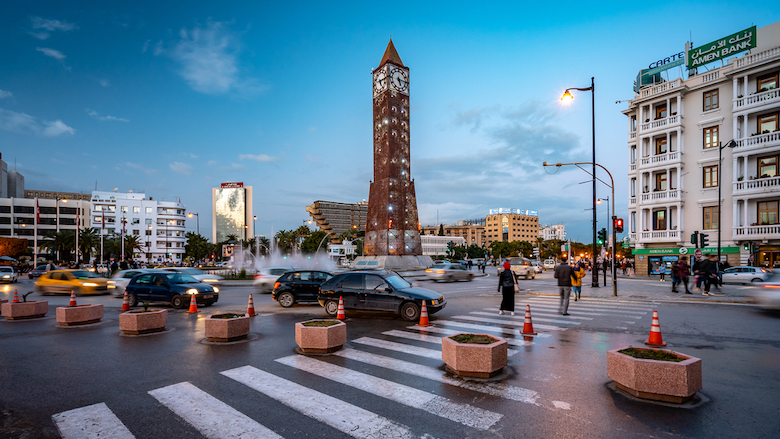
xmin=146 ymin=225 xmax=152 ymax=264
xmin=598 ymin=196 xmax=610 ymax=287
xmin=561 ymin=77 xmax=598 ymax=288
xmin=253 ymin=215 xmax=257 ymax=239
xmin=187 ymin=212 xmax=199 ymax=236
xmin=719 ymin=140 xmax=738 ymax=264
xmin=55 ymin=197 xmax=68 ymax=261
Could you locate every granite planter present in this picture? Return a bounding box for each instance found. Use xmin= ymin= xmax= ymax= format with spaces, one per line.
xmin=205 ymin=313 xmax=250 ymax=342
xmin=56 ymin=304 xmax=104 ymax=326
xmin=2 ymin=301 xmax=48 ymax=320
xmin=442 ymin=333 xmax=508 ymax=378
xmin=0 ymin=299 xmax=6 ymax=315
xmin=119 ymin=309 xmax=168 ymax=335
xmin=607 ymin=347 xmax=702 ymax=403
xmin=295 ymin=319 xmax=346 ymax=353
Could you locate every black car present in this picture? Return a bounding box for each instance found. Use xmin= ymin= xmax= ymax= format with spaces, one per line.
xmin=125 ymin=272 xmax=219 ymax=309
xmin=272 ymin=270 xmax=334 ymax=308
xmin=318 ymin=270 xmax=446 ymax=321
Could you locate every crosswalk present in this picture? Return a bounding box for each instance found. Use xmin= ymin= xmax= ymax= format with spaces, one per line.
xmin=51 ymin=295 xmax=654 ymax=438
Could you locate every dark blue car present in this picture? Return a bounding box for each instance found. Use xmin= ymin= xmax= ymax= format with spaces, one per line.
xmin=125 ymin=272 xmax=219 ymax=309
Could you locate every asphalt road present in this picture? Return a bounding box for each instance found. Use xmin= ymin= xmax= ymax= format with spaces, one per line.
xmin=1 ymin=273 xmax=779 ymax=438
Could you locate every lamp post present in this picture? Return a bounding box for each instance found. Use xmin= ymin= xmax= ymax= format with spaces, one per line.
xmin=253 ymin=215 xmax=257 ymax=240
xmin=187 ymin=212 xmax=199 ymax=236
xmin=719 ymin=140 xmax=738 ymax=264
xmin=147 ymin=225 xmax=152 ymax=264
xmin=54 ymin=197 xmax=68 ymax=262
xmin=598 ymin=196 xmax=610 ymax=287
xmin=561 ymin=77 xmax=598 ymax=287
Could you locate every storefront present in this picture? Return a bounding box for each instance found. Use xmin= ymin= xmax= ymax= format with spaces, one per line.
xmin=755 ymin=247 xmax=780 ymax=268
xmin=633 ymin=247 xmax=740 ymax=276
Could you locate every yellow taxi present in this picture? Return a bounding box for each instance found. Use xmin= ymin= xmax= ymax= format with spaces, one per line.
xmin=35 ymin=269 xmax=110 ymax=295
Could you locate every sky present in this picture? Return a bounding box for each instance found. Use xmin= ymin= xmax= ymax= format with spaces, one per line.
xmin=1 ymin=1 xmax=777 ymax=243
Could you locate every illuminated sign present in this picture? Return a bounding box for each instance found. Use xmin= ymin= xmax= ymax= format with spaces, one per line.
xmin=488 ymin=208 xmax=538 ymax=216
xmin=643 ymin=52 xmax=685 ymax=77
xmin=221 ymin=182 xmax=244 ymax=188
xmin=687 ymin=26 xmax=756 ymax=69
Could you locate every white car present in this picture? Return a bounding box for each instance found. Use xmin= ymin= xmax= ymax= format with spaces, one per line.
xmin=531 ymin=261 xmax=544 ymax=274
xmin=499 ymin=257 xmax=535 ymax=279
xmin=543 ymin=259 xmax=556 ymax=270
xmin=253 ymin=266 xmax=295 ymax=293
xmin=753 ymin=274 xmax=780 ymax=310
xmin=425 ymin=263 xmax=474 ymax=282
xmin=721 ymin=266 xmax=772 ymax=285
xmin=108 ymin=269 xmax=155 ymax=297
xmin=160 ymin=267 xmax=224 ymax=285
xmin=0 ymin=266 xmax=18 ymax=283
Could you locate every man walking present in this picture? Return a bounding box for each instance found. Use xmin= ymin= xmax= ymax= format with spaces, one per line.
xmin=554 ymin=259 xmax=574 ymax=316
xmin=677 ymin=259 xmax=691 ymax=294
xmin=703 ymin=255 xmax=720 ymax=296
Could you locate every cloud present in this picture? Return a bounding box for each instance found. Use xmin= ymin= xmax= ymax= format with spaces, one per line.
xmin=100 ymin=80 xmax=110 ymax=88
xmin=36 ymin=47 xmax=66 ymax=61
xmin=239 ymin=153 xmax=279 ymax=162
xmin=86 ymin=109 xmax=129 ymax=122
xmin=304 ymin=153 xmax=318 ymax=163
xmin=0 ymin=108 xmax=74 ymax=137
xmin=0 ymin=89 xmax=12 ymax=99
xmin=169 ymin=161 xmax=193 ymax=175
xmin=123 ymin=162 xmax=156 ymax=174
xmin=207 ymin=160 xmax=217 ymax=166
xmin=28 ymin=17 xmax=76 ymax=39
xmin=141 ymin=39 xmax=151 ymax=53
xmin=452 ymin=105 xmax=500 ymax=132
xmin=185 ymin=153 xmax=199 ymax=159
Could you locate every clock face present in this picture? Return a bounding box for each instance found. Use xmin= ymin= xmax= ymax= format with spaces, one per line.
xmin=390 ymin=68 xmax=409 ymax=94
xmin=373 ymin=68 xmax=388 ymax=97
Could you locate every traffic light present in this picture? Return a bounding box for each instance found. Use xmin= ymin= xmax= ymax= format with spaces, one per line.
xmin=699 ymin=233 xmax=710 ymax=248
xmin=597 ymin=228 xmax=607 ymax=244
xmin=743 ymin=242 xmax=750 ymax=251
xmin=690 ymin=231 xmax=700 ymax=247
xmin=614 ymin=218 xmax=624 ymax=233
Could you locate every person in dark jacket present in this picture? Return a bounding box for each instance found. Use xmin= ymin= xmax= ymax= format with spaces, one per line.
xmin=703 ymin=255 xmax=720 ymax=296
xmin=497 ymin=262 xmax=517 ymax=315
xmin=676 ymin=259 xmax=691 ymax=294
xmin=554 ymin=260 xmax=574 ymax=315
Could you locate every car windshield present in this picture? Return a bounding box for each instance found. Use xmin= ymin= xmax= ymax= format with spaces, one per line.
xmin=165 ymin=273 xmax=200 ymax=284
xmin=385 ymin=275 xmax=411 ymax=289
xmin=35 ymin=265 xmax=48 ymax=270
xmin=0 ymin=267 xmax=12 ymax=272
xmin=176 ymin=268 xmax=203 ymax=275
xmin=71 ymin=271 xmax=101 ymax=279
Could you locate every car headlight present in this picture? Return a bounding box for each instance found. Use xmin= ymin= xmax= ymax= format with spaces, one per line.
xmin=107 ymin=280 xmax=115 ymax=284
xmin=2 ymin=275 xmax=9 ymax=279
xmin=187 ymin=288 xmax=198 ymax=295
xmin=435 ymin=270 xmax=445 ymax=274
xmin=203 ymin=278 xmax=218 ymax=282
xmin=212 ymin=287 xmax=219 ymax=293
xmin=82 ymin=283 xmax=97 ymax=287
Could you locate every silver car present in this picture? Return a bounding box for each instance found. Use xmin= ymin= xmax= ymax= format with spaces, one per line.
xmin=0 ymin=266 xmax=18 ymax=283
xmin=253 ymin=266 xmax=295 ymax=293
xmin=425 ymin=263 xmax=474 ymax=282
xmin=160 ymin=267 xmax=224 ymax=286
xmin=752 ymin=274 xmax=780 ymax=310
xmin=109 ymin=269 xmax=155 ymax=297
xmin=499 ymin=257 xmax=535 ymax=279
xmin=721 ymin=266 xmax=772 ymax=285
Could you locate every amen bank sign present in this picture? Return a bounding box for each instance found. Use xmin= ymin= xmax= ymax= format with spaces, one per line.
xmin=687 ymin=26 xmax=756 ymax=69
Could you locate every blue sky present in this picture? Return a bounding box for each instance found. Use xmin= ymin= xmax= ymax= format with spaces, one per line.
xmin=1 ymin=1 xmax=777 ymax=242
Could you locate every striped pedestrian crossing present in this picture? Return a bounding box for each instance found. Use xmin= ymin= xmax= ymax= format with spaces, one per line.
xmin=422 ymin=319 xmax=553 ymax=339
xmin=468 ymin=311 xmax=583 ymax=325
xmin=379 ymin=329 xmax=520 ymax=355
xmin=52 ymin=403 xmax=135 ymax=439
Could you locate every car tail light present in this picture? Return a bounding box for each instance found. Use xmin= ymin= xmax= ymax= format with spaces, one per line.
xmin=274 ymin=282 xmax=280 ymax=290
xmin=764 ymin=285 xmax=780 ymax=288
xmin=761 ymin=269 xmax=769 ymax=273
xmin=254 ymin=274 xmax=263 ymax=278
xmin=425 ymin=269 xmax=432 ymax=273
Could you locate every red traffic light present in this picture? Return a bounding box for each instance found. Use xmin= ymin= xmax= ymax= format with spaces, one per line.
xmin=614 ymin=218 xmax=624 ymax=233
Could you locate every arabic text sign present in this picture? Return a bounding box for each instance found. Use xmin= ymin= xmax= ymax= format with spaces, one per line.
xmin=687 ymin=26 xmax=756 ymax=69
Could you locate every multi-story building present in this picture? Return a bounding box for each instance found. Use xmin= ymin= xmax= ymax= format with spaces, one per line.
xmin=25 ymin=190 xmax=91 ymax=201
xmin=421 ymin=221 xmax=486 ymax=248
xmin=90 ymin=191 xmax=186 ymax=264
xmin=539 ymin=224 xmax=566 ymax=241
xmin=484 ymin=208 xmax=540 ymax=246
xmin=306 ymin=200 xmax=368 ymax=241
xmin=212 ymin=182 xmax=253 ymax=244
xmin=0 ymin=154 xmax=25 ymax=199
xmin=624 ymin=21 xmax=780 ymax=274
xmin=420 ymin=235 xmax=466 ymax=256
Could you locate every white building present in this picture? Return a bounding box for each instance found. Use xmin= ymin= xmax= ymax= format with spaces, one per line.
xmin=623 ymin=21 xmax=780 ymax=274
xmin=539 ymin=224 xmax=566 ymax=241
xmin=90 ymin=191 xmax=187 ymax=264
xmin=421 ymin=235 xmax=466 ymax=256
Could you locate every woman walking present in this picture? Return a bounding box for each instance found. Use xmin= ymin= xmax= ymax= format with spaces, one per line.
xmin=571 ymin=262 xmax=585 ymax=301
xmin=497 ymin=261 xmax=518 ymax=315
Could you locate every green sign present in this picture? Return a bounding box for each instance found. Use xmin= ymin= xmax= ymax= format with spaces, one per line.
xmin=643 ymin=58 xmax=685 ymax=77
xmin=632 ymin=247 xmax=739 ymax=255
xmin=687 ymin=26 xmax=756 ymax=69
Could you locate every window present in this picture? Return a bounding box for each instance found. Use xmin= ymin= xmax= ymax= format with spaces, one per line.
xmin=630 ymin=146 xmax=636 ymax=164
xmin=655 ymin=103 xmax=667 ymax=120
xmin=145 ymin=207 xmax=153 ymax=214
xmin=132 ymin=218 xmax=140 ymax=224
xmin=631 ymin=115 xmax=637 ymax=131
xmin=121 ymin=206 xmax=128 ymax=213
xmin=757 ymin=72 xmax=778 ymax=92
xmin=655 ymin=137 xmax=667 ymax=155
xmin=703 ymin=89 xmax=719 ymax=111
xmin=758 ymin=113 xmax=778 ymax=134
xmin=94 ymin=205 xmax=103 ymax=211
xmin=133 ymin=206 xmax=140 ymax=213
xmin=145 ymin=219 xmax=152 ymax=225
xmin=630 ymin=212 xmax=636 ymax=233
xmin=758 ymin=201 xmax=779 ymax=225
xmin=340 ymin=274 xmax=363 ymax=289
xmin=703 ymin=165 xmax=719 ymax=188
xmin=758 ymin=155 xmax=778 ymax=178
xmin=364 ymin=275 xmax=387 ymax=291
xmin=653 ymin=210 xmax=666 ymax=230
xmin=703 ymin=206 xmax=719 ymax=229
xmin=654 ymin=172 xmax=667 ymax=191
xmin=704 ymin=126 xmax=719 ymax=149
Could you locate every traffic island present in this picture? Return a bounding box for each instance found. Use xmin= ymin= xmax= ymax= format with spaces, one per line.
xmin=295 ymin=319 xmax=346 ymax=354
xmin=56 ymin=304 xmax=104 ymax=326
xmin=2 ymin=300 xmax=48 ymax=320
xmin=607 ymin=346 xmax=702 ymax=404
xmin=119 ymin=309 xmax=168 ymax=334
xmin=442 ymin=333 xmax=508 ymax=378
xmin=205 ymin=313 xmax=250 ymax=342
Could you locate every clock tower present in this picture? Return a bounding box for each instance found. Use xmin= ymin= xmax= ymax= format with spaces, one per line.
xmin=364 ymin=40 xmax=423 ymax=257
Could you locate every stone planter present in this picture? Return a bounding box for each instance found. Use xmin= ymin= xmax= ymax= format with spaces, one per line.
xmin=2 ymin=301 xmax=48 ymax=320
xmin=295 ymin=319 xmax=346 ymax=353
xmin=119 ymin=309 xmax=168 ymax=335
xmin=442 ymin=333 xmax=508 ymax=378
xmin=607 ymin=347 xmax=702 ymax=403
xmin=56 ymin=304 xmax=104 ymax=326
xmin=205 ymin=313 xmax=250 ymax=342
xmin=0 ymin=299 xmax=6 ymax=316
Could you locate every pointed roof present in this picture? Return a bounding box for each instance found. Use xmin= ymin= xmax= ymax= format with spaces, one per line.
xmin=378 ymin=39 xmax=404 ymax=68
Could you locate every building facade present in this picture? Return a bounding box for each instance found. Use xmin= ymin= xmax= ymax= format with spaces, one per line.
xmin=306 ymin=200 xmax=368 ymax=241
xmin=624 ymin=21 xmax=780 ymax=274
xmin=485 ymin=209 xmax=540 ymax=246
xmin=90 ymin=191 xmax=187 ymax=264
xmin=539 ymin=224 xmax=566 ymax=241
xmin=212 ymin=183 xmax=253 ymax=244
xmin=421 ymin=222 xmax=486 ymax=248
xmin=420 ymin=235 xmax=466 ymax=256
xmin=25 ymin=190 xmax=91 ymax=201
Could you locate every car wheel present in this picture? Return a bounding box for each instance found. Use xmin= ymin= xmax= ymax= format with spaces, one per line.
xmin=324 ymin=300 xmax=339 ymax=317
xmin=127 ymin=293 xmax=138 ymax=307
xmin=447 ymin=275 xmax=454 ymax=283
xmin=400 ymin=302 xmax=421 ymax=322
xmin=204 ymin=301 xmax=214 ymax=307
xmin=171 ymin=295 xmax=185 ymax=309
xmin=278 ymin=292 xmax=295 ymax=308
xmin=751 ymin=278 xmax=763 ymax=284
xmin=28 ymin=274 xmax=33 ymax=279
xmin=468 ymin=274 xmax=474 ymax=282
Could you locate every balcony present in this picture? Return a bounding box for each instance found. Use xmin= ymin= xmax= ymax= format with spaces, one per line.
xmin=628 ymin=132 xmax=637 ymax=140
xmin=640 ymin=230 xmax=679 ymax=241
xmin=640 ymin=114 xmax=681 ymax=132
xmin=638 ymin=79 xmax=681 ymax=100
xmin=640 ymin=189 xmax=681 ymax=204
xmin=733 ymin=46 xmax=780 ymax=70
xmin=629 ymin=197 xmax=636 ymax=206
xmin=733 ymin=87 xmax=780 ymax=112
xmin=639 ymin=151 xmax=681 ymax=169
xmin=734 ymin=131 xmax=780 ymax=154
xmin=734 ymin=176 xmax=780 ymax=195
xmin=734 ymin=224 xmax=780 ymax=240
xmin=629 ymin=163 xmax=637 ymax=172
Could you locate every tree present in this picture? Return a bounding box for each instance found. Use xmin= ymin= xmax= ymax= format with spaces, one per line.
xmin=78 ymin=228 xmax=99 ymax=263
xmin=438 ymin=224 xmax=444 ymax=236
xmin=0 ymin=237 xmax=27 ymax=257
xmin=301 ymin=230 xmax=329 ymax=253
xmin=185 ymin=232 xmax=212 ymax=261
xmin=122 ymin=235 xmax=143 ymax=260
xmin=258 ymin=236 xmax=270 ymax=255
xmin=274 ymin=229 xmax=296 ymax=253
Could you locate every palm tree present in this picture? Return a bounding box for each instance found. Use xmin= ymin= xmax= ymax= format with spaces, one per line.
xmin=78 ymin=228 xmax=99 ymax=263
xmin=258 ymin=236 xmax=270 ymax=254
xmin=274 ymin=229 xmax=296 ymax=253
xmin=123 ymin=235 xmax=143 ymax=260
xmin=54 ymin=230 xmax=76 ymax=261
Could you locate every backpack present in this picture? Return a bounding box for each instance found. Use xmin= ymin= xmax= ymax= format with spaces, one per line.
xmin=501 ymin=270 xmax=515 ymax=287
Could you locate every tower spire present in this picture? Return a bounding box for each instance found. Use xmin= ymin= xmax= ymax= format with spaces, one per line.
xmin=378 ymin=39 xmax=404 ymax=68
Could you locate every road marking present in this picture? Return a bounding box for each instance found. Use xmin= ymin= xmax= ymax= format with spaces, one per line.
xmin=275 ymin=355 xmax=502 ymax=430
xmin=334 ymin=348 xmax=540 ymax=404
xmin=381 ymin=329 xmax=519 ymax=355
xmin=452 ymin=315 xmax=573 ymax=329
xmin=552 ymin=401 xmax=571 ymax=410
xmin=484 ymin=306 xmax=639 ymax=318
xmin=427 ymin=320 xmax=553 ymax=338
xmin=470 ymin=310 xmax=591 ymax=322
xmin=520 ymin=300 xmax=649 ymax=314
xmin=512 ymin=303 xmax=646 ymax=317
xmin=351 ymin=337 xmax=442 ymax=359
xmin=52 ymin=402 xmax=135 ymax=439
xmin=524 ymin=296 xmax=654 ymax=310
xmin=221 ymin=366 xmax=420 ymax=439
xmin=403 ymin=326 xmax=536 ymax=346
xmin=148 ymin=382 xmax=283 ymax=439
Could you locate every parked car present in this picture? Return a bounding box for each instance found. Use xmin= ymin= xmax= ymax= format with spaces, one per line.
xmin=721 ymin=266 xmax=772 ymax=285
xmin=108 ymin=269 xmax=155 ymax=297
xmin=425 ymin=263 xmax=474 ymax=282
xmin=531 ymin=261 xmax=544 ymax=274
xmin=752 ymin=274 xmax=780 ymax=310
xmin=272 ymin=270 xmax=334 ymax=308
xmin=543 ymin=259 xmax=556 ymax=270
xmin=318 ymin=270 xmax=446 ymax=321
xmin=499 ymin=257 xmax=536 ymax=279
xmin=87 ymin=264 xmax=109 ymax=275
xmin=28 ymin=264 xmax=57 ymax=279
xmin=253 ymin=266 xmax=296 ymax=293
xmin=124 ymin=272 xmax=219 ymax=309
xmin=159 ymin=267 xmax=224 ymax=285
xmin=0 ymin=266 xmax=18 ymax=283
xmin=34 ymin=270 xmax=109 ymax=295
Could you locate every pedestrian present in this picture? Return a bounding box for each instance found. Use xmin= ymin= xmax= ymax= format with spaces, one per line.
xmin=671 ymin=260 xmax=680 ymax=292
xmin=693 ymin=258 xmax=705 ymax=290
xmin=481 ymin=260 xmax=486 ymax=273
xmin=659 ymin=262 xmax=666 ymax=281
xmin=621 ymin=260 xmax=627 ymax=275
xmin=703 ymin=255 xmax=720 ymax=296
xmin=120 ymin=258 xmax=129 ymax=271
xmin=468 ymin=259 xmax=473 ymax=271
xmin=497 ymin=262 xmax=517 ymax=316
xmin=571 ymin=262 xmax=585 ymax=301
xmin=677 ymin=259 xmax=691 ymax=294
xmin=554 ymin=259 xmax=574 ymax=315
xmin=110 ymin=260 xmax=118 ymax=275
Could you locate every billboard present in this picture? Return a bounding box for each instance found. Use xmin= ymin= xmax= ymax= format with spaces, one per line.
xmin=221 ymin=182 xmax=244 ymax=188
xmin=687 ymin=26 xmax=756 ymax=69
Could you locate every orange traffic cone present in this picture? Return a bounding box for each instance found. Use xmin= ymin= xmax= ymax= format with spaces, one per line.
xmin=119 ymin=290 xmax=131 ymax=311
xmin=417 ymin=301 xmax=430 ymax=327
xmin=520 ymin=304 xmax=537 ymax=336
xmin=185 ymin=294 xmax=200 ymax=313
xmin=12 ymin=289 xmax=20 ymax=303
xmin=336 ymin=296 xmax=346 ymax=320
xmin=247 ymin=294 xmax=256 ymax=317
xmin=644 ymin=310 xmax=666 ymax=346
xmin=69 ymin=290 xmax=77 ymax=307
